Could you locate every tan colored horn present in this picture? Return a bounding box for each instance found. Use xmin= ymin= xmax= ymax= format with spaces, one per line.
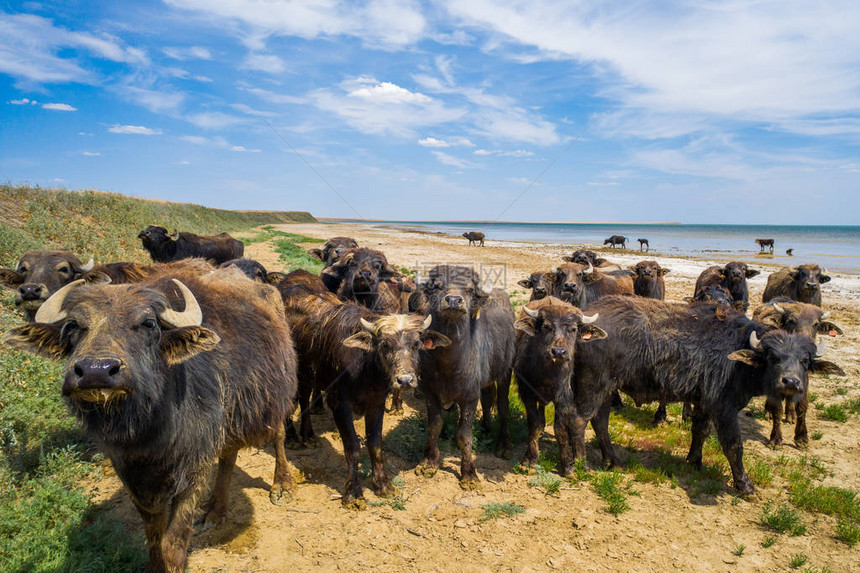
xmin=773 ymin=303 xmax=785 ymax=314
xmin=34 ymin=279 xmax=86 ymax=323
xmin=581 ymin=313 xmax=599 ymax=324
xmin=79 ymin=258 xmax=94 ymax=272
xmin=584 ymin=262 xmax=594 ymax=275
xmin=821 ymin=311 xmax=830 ymax=320
xmin=421 ymin=315 xmax=433 ymax=330
xmin=158 ymin=279 xmax=202 ymax=327
xmin=168 ymin=230 xmax=179 ymax=241
xmin=360 ymin=317 xmax=375 ymax=332
xmin=749 ymin=330 xmax=761 ymax=350
xmin=816 ymin=337 xmax=827 ymax=358
xmin=523 ymin=305 xmax=539 ymax=318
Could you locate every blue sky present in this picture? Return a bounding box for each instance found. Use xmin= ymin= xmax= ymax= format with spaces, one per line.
xmin=1 ymin=1 xmax=859 ymax=224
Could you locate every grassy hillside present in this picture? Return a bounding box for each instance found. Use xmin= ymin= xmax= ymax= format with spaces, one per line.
xmin=0 ymin=185 xmax=319 ymax=572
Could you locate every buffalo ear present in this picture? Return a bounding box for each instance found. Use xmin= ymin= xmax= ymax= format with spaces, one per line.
xmin=757 ymin=313 xmax=783 ymax=330
xmin=659 ymin=268 xmax=671 ymax=276
xmin=514 ymin=317 xmax=537 ymax=336
xmin=160 ymin=326 xmax=221 ymax=366
xmin=812 ymin=360 xmax=845 ymax=377
xmin=819 ymin=274 xmax=831 ymax=284
xmin=343 ymin=331 xmax=373 ymax=351
xmin=320 ymin=267 xmax=343 ymax=292
xmin=727 ymin=349 xmax=762 ymax=367
xmin=0 ymin=269 xmax=24 ymax=288
xmin=817 ymin=321 xmax=843 ymax=336
xmin=265 ymin=271 xmax=288 ymax=287
xmin=517 ymin=278 xmax=533 ymax=289
xmin=583 ymin=273 xmax=603 ymax=284
xmin=3 ymin=323 xmax=68 ymax=359
xmin=578 ymin=324 xmax=607 ymax=342
xmin=306 ymin=248 xmax=324 ymax=261
xmin=81 ymin=270 xmax=112 ymax=285
xmin=422 ymin=330 xmax=451 ymax=350
xmin=595 ymin=258 xmax=608 ymax=266
xmin=561 ymin=256 xmax=574 ymax=263
xmin=745 ymin=269 xmax=760 ymax=279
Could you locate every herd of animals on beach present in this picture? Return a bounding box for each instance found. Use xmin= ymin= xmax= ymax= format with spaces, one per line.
xmin=0 ymin=225 xmax=847 ymax=572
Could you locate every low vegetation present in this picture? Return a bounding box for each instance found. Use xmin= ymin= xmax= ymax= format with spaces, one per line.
xmin=480 ymin=502 xmax=525 ymax=521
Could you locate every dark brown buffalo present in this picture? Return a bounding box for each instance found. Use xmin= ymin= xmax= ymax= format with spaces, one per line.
xmin=763 ymin=264 xmax=830 ymax=307
xmin=462 ymin=231 xmax=485 ymax=246
xmin=518 ymin=271 xmax=555 ymax=301
xmin=413 ymin=265 xmax=515 ymax=489
xmin=570 ymin=296 xmax=844 ymax=494
xmin=282 ymin=286 xmax=449 ymax=507
xmin=753 ymin=297 xmax=844 ymax=447
xmin=603 ymin=235 xmax=627 ymax=249
xmin=138 ymin=225 xmax=244 ymax=265
xmin=0 ymin=250 xmax=95 ymax=320
xmin=218 ymin=257 xmax=287 ymax=285
xmin=553 ymin=262 xmax=634 ymax=309
xmin=89 ymin=258 xmax=216 ymax=286
xmin=755 ymin=238 xmax=775 ymax=253
xmin=638 ymin=238 xmax=650 ymax=252
xmin=320 ymin=247 xmax=401 ymax=312
xmin=694 ymin=262 xmax=760 ymax=312
xmin=514 ymin=297 xmax=606 ymax=475
xmin=630 ymin=260 xmax=669 ymax=300
xmin=4 ymin=266 xmax=298 ymax=572
xmin=307 ymin=236 xmax=359 ymax=266
xmin=562 ymin=249 xmax=620 ymax=270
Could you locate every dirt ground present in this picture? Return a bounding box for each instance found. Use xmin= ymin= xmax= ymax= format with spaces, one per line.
xmin=89 ymin=223 xmax=860 ymax=572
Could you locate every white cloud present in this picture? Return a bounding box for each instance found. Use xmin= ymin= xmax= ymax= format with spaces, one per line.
xmin=108 ymin=124 xmax=162 ymax=135
xmin=117 ymin=85 xmax=185 ymax=114
xmin=82 ymin=151 xmax=100 ymax=156
xmin=241 ymin=86 xmax=307 ymax=105
xmin=418 ymin=137 xmax=449 ymax=148
xmin=78 ymin=131 xmax=94 ymax=136
xmin=242 ymin=53 xmax=286 ymax=74
xmin=180 ymin=135 xmax=229 ymax=147
xmin=231 ymin=145 xmax=262 ymax=152
xmin=185 ymin=111 xmax=243 ymax=129
xmin=431 ymin=151 xmax=478 ymax=168
xmin=8 ymin=98 xmax=38 ymax=105
xmin=473 ymin=148 xmax=534 ymax=157
xmin=163 ymin=46 xmax=212 ymax=60
xmin=172 ymin=160 xmax=192 ymax=165
xmin=347 ymin=78 xmax=431 ymax=104
xmin=42 ymin=102 xmax=77 ymax=111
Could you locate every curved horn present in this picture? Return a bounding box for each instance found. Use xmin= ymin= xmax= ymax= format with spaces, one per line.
xmin=158 ymin=279 xmax=202 ymax=327
xmin=584 ymin=262 xmax=594 ymax=275
xmin=816 ymin=337 xmax=827 ymax=358
xmin=581 ymin=313 xmax=598 ymax=324
xmin=523 ymin=305 xmax=539 ymax=318
xmin=773 ymin=303 xmax=785 ymax=314
xmin=360 ymin=317 xmax=375 ymax=332
xmin=79 ymin=258 xmax=94 ymax=272
xmin=820 ymin=311 xmax=831 ymax=320
xmin=477 ymin=279 xmax=493 ymax=297
xmin=749 ymin=330 xmax=761 ymax=350
xmin=420 ymin=314 xmax=432 ymax=330
xmin=168 ymin=230 xmax=179 ymax=241
xmin=34 ymin=279 xmax=86 ymax=323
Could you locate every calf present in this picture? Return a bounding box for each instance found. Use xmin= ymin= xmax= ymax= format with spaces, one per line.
xmin=753 ymin=298 xmax=845 ymax=447
xmin=307 ymin=236 xmax=359 ymax=266
xmin=462 ymin=231 xmax=485 ymax=246
xmin=755 ymin=238 xmax=775 ymax=253
xmin=517 ymin=271 xmax=555 ymax=301
xmin=282 ymin=287 xmax=449 ymax=507
xmin=138 ymin=225 xmax=244 ymax=265
xmin=0 ymin=250 xmax=94 ymax=321
xmin=414 ymin=265 xmax=515 ymax=489
xmin=763 ymin=264 xmax=830 ymax=306
xmin=570 ymin=296 xmax=843 ymax=494
xmin=630 ymin=260 xmax=669 ymax=300
xmin=694 ymin=262 xmax=760 ymax=312
xmin=638 ymin=238 xmax=649 ymax=252
xmin=514 ymin=297 xmax=606 ymax=475
xmin=553 ymin=262 xmax=634 ymax=309
xmin=603 ymin=235 xmax=627 ymax=249
xmin=4 ymin=267 xmax=298 ymax=572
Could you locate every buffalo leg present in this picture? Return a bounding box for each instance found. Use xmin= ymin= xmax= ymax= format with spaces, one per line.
xmin=610 ymin=390 xmax=624 ymax=411
xmin=653 ymin=401 xmax=668 ymax=426
xmin=494 ymin=373 xmax=512 ymax=459
xmin=765 ymin=395 xmax=784 ymax=447
xmin=457 ymin=397 xmax=480 ymax=489
xmin=200 ymin=450 xmax=238 ymax=529
xmin=685 ymin=406 xmax=710 ymax=469
xmin=479 ymin=384 xmax=495 ymax=433
xmin=270 ymin=422 xmax=295 ymax=505
xmin=365 ymin=403 xmax=394 ymax=497
xmin=160 ymin=480 xmax=206 ymax=573
xmin=714 ymin=413 xmax=754 ymax=495
xmin=136 ymin=502 xmax=169 ymax=573
xmin=555 ymin=404 xmax=577 ymax=477
xmin=416 ymin=392 xmax=443 ymax=477
xmin=331 ymin=399 xmax=365 ymax=509
xmin=681 ymin=401 xmax=694 ymax=423
xmin=784 ymin=397 xmax=797 ymax=424
xmin=388 ymin=387 xmax=404 ymax=415
xmin=793 ymin=394 xmax=809 ymax=448
xmin=590 ymin=399 xmax=619 ymax=468
xmin=521 ymin=395 xmax=544 ymax=470
xmin=309 ymin=387 xmax=326 ymax=415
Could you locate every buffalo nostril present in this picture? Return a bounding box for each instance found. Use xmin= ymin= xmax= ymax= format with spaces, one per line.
xmin=73 ymin=358 xmax=122 ymax=385
xmin=445 ymin=295 xmax=463 ymax=307
xmin=18 ymin=284 xmax=44 ymax=300
xmin=74 ymin=363 xmax=84 ymax=377
xmin=782 ymin=377 xmax=801 ymax=391
xmin=396 ymin=375 xmax=415 ymax=387
xmin=551 ymin=347 xmax=568 ymax=357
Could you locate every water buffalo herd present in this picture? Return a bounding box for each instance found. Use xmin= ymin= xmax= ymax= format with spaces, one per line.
xmin=0 ymin=226 xmax=847 ymax=573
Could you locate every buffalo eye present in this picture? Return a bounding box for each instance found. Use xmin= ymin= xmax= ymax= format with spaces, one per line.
xmin=347 ymin=259 xmax=357 ymax=268
xmin=567 ymin=324 xmax=578 ymax=333
xmin=379 ymin=340 xmax=389 ymax=350
xmin=800 ymin=356 xmax=810 ymax=368
xmin=57 ymin=265 xmax=71 ymax=274
xmin=17 ymin=264 xmax=28 ymax=273
xmin=61 ymin=320 xmax=79 ymax=340
xmin=141 ymin=318 xmax=158 ymax=330
xmin=373 ymin=262 xmax=382 ymax=270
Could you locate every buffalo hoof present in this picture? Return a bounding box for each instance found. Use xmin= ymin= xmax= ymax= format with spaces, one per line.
xmin=459 ymin=476 xmax=481 ymax=491
xmin=301 ymin=436 xmax=320 ymax=449
xmin=415 ymin=461 xmax=439 ymax=478
xmin=372 ymin=479 xmax=396 ymax=498
xmin=685 ymin=457 xmax=703 ymax=471
xmin=495 ymin=444 xmax=513 ymax=460
xmin=785 ymin=414 xmax=797 ymax=424
xmin=269 ymin=485 xmax=293 ymax=506
xmin=767 ymin=438 xmax=783 ymax=449
xmin=559 ymin=465 xmax=579 ymax=480
xmin=794 ymin=437 xmax=809 ymax=449
xmin=196 ymin=507 xmax=226 ymax=533
xmin=387 ymin=406 xmax=405 ymax=416
xmin=733 ymin=479 xmax=755 ymax=497
xmin=341 ymin=495 xmax=367 ymax=511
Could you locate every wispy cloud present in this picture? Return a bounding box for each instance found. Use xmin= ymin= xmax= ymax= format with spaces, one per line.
xmin=42 ymin=102 xmax=77 ymax=111
xmin=82 ymin=151 xmax=101 ymax=156
xmin=180 ymin=135 xmax=228 ymax=147
xmin=185 ymin=111 xmax=243 ymax=129
xmin=242 ymin=53 xmax=286 ymax=74
xmin=231 ymin=145 xmax=261 ymax=152
xmin=431 ymin=150 xmax=478 ymax=168
xmin=8 ymin=98 xmax=38 ymax=105
xmin=108 ymin=124 xmax=162 ymax=135
xmin=163 ymin=46 xmax=212 ymax=60
xmin=474 ymin=148 xmax=533 ymax=157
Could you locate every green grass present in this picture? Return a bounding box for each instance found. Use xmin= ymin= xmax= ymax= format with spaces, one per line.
xmin=590 ymin=471 xmax=635 ymax=515
xmin=528 ymin=466 xmax=563 ymax=496
xmin=817 ymin=404 xmax=848 ymax=423
xmin=836 ymin=517 xmax=860 ymax=547
xmin=835 ymin=387 xmax=848 ymax=396
xmin=0 ymin=185 xmax=319 ymax=570
xmin=732 ymin=543 xmax=746 ymax=556
xmin=845 ymin=397 xmax=860 ymax=415
xmin=273 ymin=237 xmax=325 ymax=273
xmin=480 ymin=502 xmax=525 ymax=521
xmin=759 ymin=503 xmax=807 ymax=536
xmin=811 ymin=431 xmax=823 ymax=441
xmin=789 ymin=553 xmax=808 ymax=568
xmin=761 ymin=535 xmax=777 ymax=548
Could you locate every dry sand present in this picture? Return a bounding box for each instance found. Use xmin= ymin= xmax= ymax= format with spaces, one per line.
xmin=90 ymin=222 xmax=860 ymax=572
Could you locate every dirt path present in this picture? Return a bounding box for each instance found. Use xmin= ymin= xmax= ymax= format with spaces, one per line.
xmin=90 ymin=223 xmax=860 ymax=572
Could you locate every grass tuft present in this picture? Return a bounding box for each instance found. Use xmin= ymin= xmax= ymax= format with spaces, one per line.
xmin=480 ymin=502 xmax=525 ymax=521
xmin=789 ymin=553 xmax=808 ymax=568
xmin=759 ymin=503 xmax=807 ymax=536
xmin=591 ymin=471 xmax=634 ymax=515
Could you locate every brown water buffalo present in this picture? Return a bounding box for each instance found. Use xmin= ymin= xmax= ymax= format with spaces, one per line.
xmin=518 ymin=271 xmax=555 ymax=301
xmin=603 ymin=235 xmax=627 ymax=249
xmin=553 ymin=262 xmax=634 ymax=309
xmin=282 ymin=286 xmax=449 ymax=507
xmin=570 ymin=296 xmax=843 ymax=494
xmin=413 ymin=265 xmax=515 ymax=488
xmin=563 ymin=249 xmax=619 ymax=270
xmin=0 ymin=250 xmax=95 ymax=320
xmin=3 ymin=266 xmax=298 ymax=572
xmin=138 ymin=225 xmax=244 ymax=265
xmin=462 ymin=231 xmax=485 ymax=246
xmin=694 ymin=262 xmax=760 ymax=312
xmin=514 ymin=297 xmax=606 ymax=475
xmin=753 ymin=297 xmax=844 ymax=447
xmin=755 ymin=238 xmax=775 ymax=253
xmin=638 ymin=238 xmax=650 ymax=252
xmin=762 ymin=264 xmax=830 ymax=307
xmin=320 ymin=247 xmax=401 ymax=312
xmin=630 ymin=260 xmax=669 ymax=300
xmin=307 ymin=236 xmax=359 ymax=265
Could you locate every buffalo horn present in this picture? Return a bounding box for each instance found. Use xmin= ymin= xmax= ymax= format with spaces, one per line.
xmin=158 ymin=279 xmax=202 ymax=327
xmin=821 ymin=311 xmax=831 ymax=320
xmin=773 ymin=303 xmax=785 ymax=314
xmin=584 ymin=262 xmax=594 ymax=275
xmin=581 ymin=313 xmax=599 ymax=324
xmin=360 ymin=317 xmax=375 ymax=332
xmin=523 ymin=305 xmax=539 ymax=318
xmin=168 ymin=230 xmax=179 ymax=241
xmin=477 ymin=279 xmax=493 ymax=297
xmin=421 ymin=315 xmax=433 ymax=330
xmin=79 ymin=258 xmax=94 ymax=272
xmin=749 ymin=330 xmax=761 ymax=350
xmin=34 ymin=279 xmax=86 ymax=323
xmin=816 ymin=337 xmax=827 ymax=358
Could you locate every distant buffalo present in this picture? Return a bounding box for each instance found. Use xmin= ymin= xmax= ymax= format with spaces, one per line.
xmin=307 ymin=236 xmax=359 ymax=266
xmin=630 ymin=260 xmax=669 ymax=300
xmin=463 ymin=232 xmax=485 ymax=246
xmin=637 ymin=238 xmax=649 ymax=252
xmin=138 ymin=225 xmax=244 ymax=265
xmin=603 ymin=235 xmax=627 ymax=249
xmin=755 ymin=238 xmax=775 ymax=253
xmin=763 ymin=264 xmax=830 ymax=307
xmin=562 ymin=250 xmax=620 ymax=270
